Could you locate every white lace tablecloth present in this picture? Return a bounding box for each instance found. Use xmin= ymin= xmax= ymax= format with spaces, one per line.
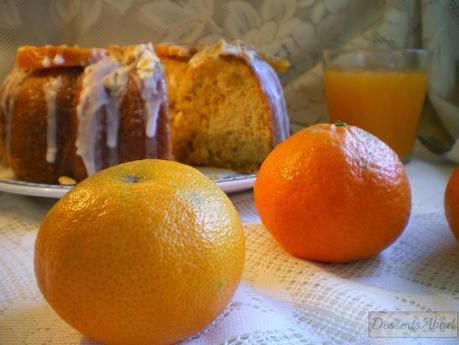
xmin=1 ymin=153 xmax=459 ymax=345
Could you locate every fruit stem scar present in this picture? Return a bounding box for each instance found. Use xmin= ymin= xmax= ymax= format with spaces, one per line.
xmin=334 ymin=121 xmax=347 ymax=127
xmin=125 ymin=175 xmax=144 ymax=184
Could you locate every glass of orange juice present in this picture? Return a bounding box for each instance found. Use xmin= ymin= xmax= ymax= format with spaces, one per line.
xmin=323 ymin=48 xmax=430 ymax=161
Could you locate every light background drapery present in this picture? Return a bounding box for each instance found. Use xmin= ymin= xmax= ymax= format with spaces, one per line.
xmin=0 ymin=0 xmax=458 ymax=160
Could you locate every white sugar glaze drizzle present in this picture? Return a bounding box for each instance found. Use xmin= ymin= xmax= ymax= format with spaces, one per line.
xmin=103 ymin=68 xmax=127 ymax=148
xmin=248 ymin=54 xmax=290 ymax=145
xmin=90 ymin=48 xmax=107 ymax=64
xmin=189 ymin=40 xmax=290 ymax=145
xmin=43 ymin=76 xmax=62 ymax=163
xmin=133 ymin=43 xmax=167 ymax=138
xmin=0 ymin=68 xmax=30 ymax=161
xmin=75 ymin=57 xmax=127 ymax=176
xmin=75 ymin=43 xmax=165 ymax=175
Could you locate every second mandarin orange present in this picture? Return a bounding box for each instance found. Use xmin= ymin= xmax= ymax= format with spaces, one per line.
xmin=254 ymin=122 xmax=411 ymax=263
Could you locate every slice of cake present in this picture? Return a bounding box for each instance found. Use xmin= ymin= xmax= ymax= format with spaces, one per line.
xmin=156 ymin=40 xmax=290 ymax=172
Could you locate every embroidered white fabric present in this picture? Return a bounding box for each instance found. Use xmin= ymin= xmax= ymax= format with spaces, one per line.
xmin=1 ymin=152 xmax=459 ymax=345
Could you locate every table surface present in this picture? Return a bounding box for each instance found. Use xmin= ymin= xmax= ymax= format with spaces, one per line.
xmin=1 ymin=152 xmax=459 ymax=345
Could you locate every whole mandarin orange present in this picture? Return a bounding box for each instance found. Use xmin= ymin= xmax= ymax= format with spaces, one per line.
xmin=254 ymin=122 xmax=411 ymax=263
xmin=34 ymin=159 xmax=245 ymax=345
xmin=445 ymin=166 xmax=459 ymax=241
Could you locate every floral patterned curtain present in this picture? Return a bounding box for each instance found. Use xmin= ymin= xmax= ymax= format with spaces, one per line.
xmin=0 ymin=0 xmax=458 ymax=160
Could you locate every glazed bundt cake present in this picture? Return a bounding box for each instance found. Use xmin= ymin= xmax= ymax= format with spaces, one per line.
xmin=156 ymin=40 xmax=290 ymax=172
xmin=0 ymin=44 xmax=170 ymax=183
xmin=0 ymin=40 xmax=290 ymax=184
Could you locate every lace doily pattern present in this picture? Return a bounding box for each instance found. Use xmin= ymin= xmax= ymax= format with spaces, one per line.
xmin=1 ymin=159 xmax=459 ymax=344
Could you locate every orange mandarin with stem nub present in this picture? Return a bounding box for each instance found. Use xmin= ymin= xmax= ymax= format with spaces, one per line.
xmin=35 ymin=159 xmax=245 ymax=345
xmin=254 ymin=122 xmax=411 ymax=263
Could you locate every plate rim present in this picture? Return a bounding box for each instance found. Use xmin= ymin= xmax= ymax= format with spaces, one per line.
xmin=0 ymin=173 xmax=256 ymax=198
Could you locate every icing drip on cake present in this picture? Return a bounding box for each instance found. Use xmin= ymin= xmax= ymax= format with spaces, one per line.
xmin=103 ymin=67 xmax=128 ymax=148
xmin=90 ymin=48 xmax=107 ymax=64
xmin=104 ymin=65 xmax=128 ymax=167
xmin=133 ymin=44 xmax=167 ymax=138
xmin=43 ymin=76 xmax=62 ymax=163
xmin=0 ymin=68 xmax=30 ymax=162
xmin=246 ymin=55 xmax=290 ymax=145
xmin=189 ymin=40 xmax=290 ymax=145
xmin=76 ymin=43 xmax=165 ymax=175
xmin=113 ymin=43 xmax=167 ymax=159
xmin=75 ymin=56 xmax=127 ymax=176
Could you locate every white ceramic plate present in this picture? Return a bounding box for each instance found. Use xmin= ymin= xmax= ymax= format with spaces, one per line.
xmin=0 ymin=167 xmax=256 ymax=198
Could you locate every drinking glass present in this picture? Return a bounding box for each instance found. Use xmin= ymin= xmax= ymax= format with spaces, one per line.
xmin=323 ymin=48 xmax=431 ymax=161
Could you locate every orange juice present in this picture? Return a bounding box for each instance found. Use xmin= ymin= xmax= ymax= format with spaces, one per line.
xmin=324 ymin=70 xmax=428 ymax=159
